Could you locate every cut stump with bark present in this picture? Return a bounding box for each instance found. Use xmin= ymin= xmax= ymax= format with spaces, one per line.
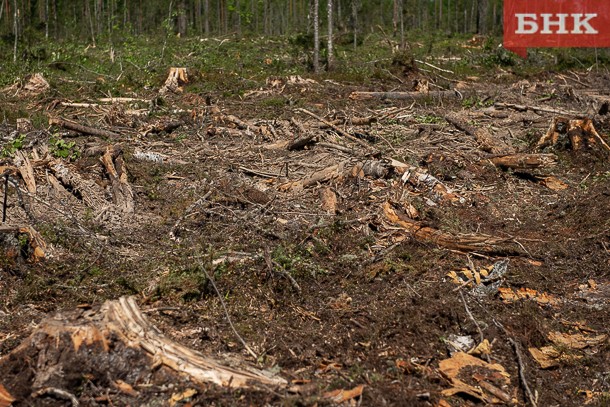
xmin=160 ymin=67 xmax=189 ymax=94
xmin=537 ymin=117 xmax=610 ymax=152
xmin=0 ymin=296 xmax=286 ymax=404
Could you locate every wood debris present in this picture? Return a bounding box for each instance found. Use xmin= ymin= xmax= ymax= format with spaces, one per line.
xmin=0 ymin=384 xmax=15 ymax=407
xmin=445 ymin=112 xmax=513 ymax=154
xmin=49 ymin=117 xmax=120 ymax=138
xmin=324 ymin=384 xmax=364 ymax=404
xmin=529 ymin=331 xmax=607 ymax=369
xmin=0 ymin=296 xmax=286 ymax=400
xmin=498 ymin=287 xmax=560 ymax=307
xmin=489 ymin=153 xmax=558 ymax=171
xmin=439 ymin=352 xmax=516 ymax=404
xmin=2 ymin=73 xmax=49 ymax=96
xmin=349 ymin=90 xmax=460 ymax=101
xmin=384 ymin=201 xmax=518 ymax=254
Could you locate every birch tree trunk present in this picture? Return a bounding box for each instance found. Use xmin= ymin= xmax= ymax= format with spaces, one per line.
xmin=12 ymin=0 xmax=18 ymax=63
xmin=327 ymin=0 xmax=333 ymax=70
xmin=313 ymin=0 xmax=320 ymax=73
xmin=44 ymin=0 xmax=49 ymax=39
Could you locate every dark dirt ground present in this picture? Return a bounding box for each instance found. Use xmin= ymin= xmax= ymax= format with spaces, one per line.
xmin=0 ymin=66 xmax=609 ymax=406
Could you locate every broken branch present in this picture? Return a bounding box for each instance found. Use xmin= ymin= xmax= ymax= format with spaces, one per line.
xmin=49 ymin=117 xmax=120 ymax=138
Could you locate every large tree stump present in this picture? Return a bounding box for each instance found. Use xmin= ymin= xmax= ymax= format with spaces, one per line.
xmin=159 ymin=67 xmax=189 ymax=95
xmin=537 ymin=117 xmax=610 ymax=151
xmin=0 ymin=297 xmax=286 ymax=404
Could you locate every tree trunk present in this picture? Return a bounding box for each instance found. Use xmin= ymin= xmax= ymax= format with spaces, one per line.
xmin=392 ymin=0 xmax=398 ymax=36
xmin=477 ymin=0 xmax=488 ymax=34
xmin=12 ymin=0 xmax=18 ymax=63
xmin=327 ymin=0 xmax=333 ymax=70
xmin=351 ymin=0 xmax=357 ymax=49
xmin=203 ymin=0 xmax=209 ymax=35
xmin=313 ymin=0 xmax=319 ymax=73
xmin=44 ymin=0 xmax=49 ymax=39
xmin=235 ymin=0 xmax=241 ymax=35
xmin=177 ymin=0 xmax=187 ymax=36
xmin=399 ymin=0 xmax=404 ymax=49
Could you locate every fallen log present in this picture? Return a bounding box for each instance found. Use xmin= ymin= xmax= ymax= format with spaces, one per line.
xmin=445 ymin=113 xmax=513 ymax=154
xmin=494 ymin=102 xmax=579 ymax=116
xmin=287 ymin=134 xmax=318 ymax=150
xmin=279 ymin=162 xmax=345 ymax=191
xmin=295 ymin=108 xmax=373 ymax=151
xmin=489 ymin=153 xmax=558 ymax=171
xmin=0 ymin=296 xmax=286 ymax=404
xmin=142 ymin=120 xmax=184 ymax=136
xmin=383 ymin=201 xmax=519 ymax=255
xmin=49 ymin=160 xmax=107 ymax=212
xmin=49 ymin=117 xmax=120 ymax=138
xmin=349 ymin=90 xmax=459 ymax=101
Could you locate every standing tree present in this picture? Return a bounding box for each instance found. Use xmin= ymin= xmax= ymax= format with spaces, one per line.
xmin=351 ymin=0 xmax=358 ymax=49
xmin=327 ymin=0 xmax=333 ymax=70
xmin=177 ymin=0 xmax=187 ymax=36
xmin=12 ymin=0 xmax=18 ymax=63
xmin=477 ymin=0 xmax=488 ymax=34
xmin=313 ymin=0 xmax=320 ymax=73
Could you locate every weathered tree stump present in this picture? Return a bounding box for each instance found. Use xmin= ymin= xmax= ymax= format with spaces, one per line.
xmin=537 ymin=117 xmax=610 ymax=152
xmin=0 ymin=297 xmax=286 ymax=404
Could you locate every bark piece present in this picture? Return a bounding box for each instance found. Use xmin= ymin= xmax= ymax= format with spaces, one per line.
xmin=383 ymin=201 xmax=518 ymax=254
xmin=400 ymin=166 xmax=465 ymax=205
xmin=49 ymin=117 xmax=120 ymax=138
xmin=13 ymin=150 xmax=36 ymax=194
xmin=0 ymin=384 xmax=15 ymax=407
xmin=0 ymin=296 xmax=286 ymax=403
xmin=319 ymin=187 xmax=338 ymax=214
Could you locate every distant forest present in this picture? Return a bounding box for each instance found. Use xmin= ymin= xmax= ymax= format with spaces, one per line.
xmin=1 ymin=0 xmax=501 ymax=41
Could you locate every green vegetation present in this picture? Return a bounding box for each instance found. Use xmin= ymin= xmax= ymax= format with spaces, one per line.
xmin=49 ymin=135 xmax=80 ymax=160
xmin=1 ymin=134 xmax=26 ymax=157
xmin=1 ymin=28 xmax=609 ymax=100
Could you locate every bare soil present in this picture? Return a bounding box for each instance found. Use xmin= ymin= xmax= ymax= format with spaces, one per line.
xmin=0 ymin=68 xmax=609 ymax=406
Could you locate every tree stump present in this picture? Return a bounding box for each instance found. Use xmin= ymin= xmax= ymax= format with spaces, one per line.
xmin=159 ymin=67 xmax=189 ymax=95
xmin=0 ymin=297 xmax=286 ymax=404
xmin=537 ymin=117 xmax=610 ymax=151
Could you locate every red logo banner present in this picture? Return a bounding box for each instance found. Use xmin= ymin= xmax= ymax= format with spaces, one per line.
xmin=504 ymin=0 xmax=610 ymax=57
